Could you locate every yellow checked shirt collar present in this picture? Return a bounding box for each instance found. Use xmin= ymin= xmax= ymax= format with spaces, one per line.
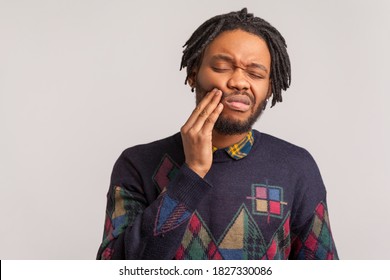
xmin=212 ymin=130 xmax=254 ymax=160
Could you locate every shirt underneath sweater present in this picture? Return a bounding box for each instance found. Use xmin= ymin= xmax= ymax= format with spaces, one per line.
xmin=97 ymin=130 xmax=338 ymax=260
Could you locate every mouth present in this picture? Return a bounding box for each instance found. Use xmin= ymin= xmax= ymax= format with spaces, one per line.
xmin=222 ymin=94 xmax=252 ymax=112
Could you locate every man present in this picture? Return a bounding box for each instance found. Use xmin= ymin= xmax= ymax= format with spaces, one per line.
xmin=97 ymin=8 xmax=338 ymax=260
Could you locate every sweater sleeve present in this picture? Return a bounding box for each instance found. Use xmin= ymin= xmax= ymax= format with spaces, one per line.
xmin=289 ymin=200 xmax=338 ymax=259
xmin=288 ymin=150 xmax=339 ymax=260
xmin=96 ymin=152 xmax=211 ymax=260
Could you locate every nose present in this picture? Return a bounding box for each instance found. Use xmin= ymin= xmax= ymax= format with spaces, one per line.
xmin=227 ymin=68 xmax=250 ymax=92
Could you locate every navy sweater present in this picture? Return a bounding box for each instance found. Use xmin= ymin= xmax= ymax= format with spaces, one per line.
xmin=97 ymin=130 xmax=338 ymax=259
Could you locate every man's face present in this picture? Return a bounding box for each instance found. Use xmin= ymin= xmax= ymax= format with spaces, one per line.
xmin=191 ymin=29 xmax=272 ymax=135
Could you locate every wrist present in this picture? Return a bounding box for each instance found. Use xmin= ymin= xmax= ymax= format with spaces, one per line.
xmin=185 ymin=162 xmax=208 ymax=178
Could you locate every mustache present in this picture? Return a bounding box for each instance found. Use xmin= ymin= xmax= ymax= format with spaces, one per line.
xmin=221 ymin=90 xmax=255 ymax=104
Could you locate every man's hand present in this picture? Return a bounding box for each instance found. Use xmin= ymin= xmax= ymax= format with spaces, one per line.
xmin=181 ymin=88 xmax=224 ymax=178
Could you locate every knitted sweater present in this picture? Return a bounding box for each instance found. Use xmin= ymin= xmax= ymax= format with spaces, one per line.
xmin=97 ymin=130 xmax=338 ymax=260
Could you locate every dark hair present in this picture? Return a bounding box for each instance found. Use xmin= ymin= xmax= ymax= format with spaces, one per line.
xmin=180 ymin=8 xmax=291 ymax=107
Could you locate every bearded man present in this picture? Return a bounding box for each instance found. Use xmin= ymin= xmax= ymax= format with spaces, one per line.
xmin=97 ymin=8 xmax=338 ymax=260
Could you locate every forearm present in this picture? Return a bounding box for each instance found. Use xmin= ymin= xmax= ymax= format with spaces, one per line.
xmin=97 ymin=164 xmax=212 ymax=260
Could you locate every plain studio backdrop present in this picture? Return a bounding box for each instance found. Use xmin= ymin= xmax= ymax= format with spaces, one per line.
xmin=0 ymin=0 xmax=389 ymax=259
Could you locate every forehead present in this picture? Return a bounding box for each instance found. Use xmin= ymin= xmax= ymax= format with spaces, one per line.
xmin=201 ymin=29 xmax=271 ymax=66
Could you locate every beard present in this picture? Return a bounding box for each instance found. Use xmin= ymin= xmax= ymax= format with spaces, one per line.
xmin=195 ymin=86 xmax=266 ymax=136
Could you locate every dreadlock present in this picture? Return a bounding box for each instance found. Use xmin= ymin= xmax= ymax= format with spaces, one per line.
xmin=180 ymin=8 xmax=291 ymax=107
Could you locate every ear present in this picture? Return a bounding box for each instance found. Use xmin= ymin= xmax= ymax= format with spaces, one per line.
xmin=266 ymin=79 xmax=273 ymax=99
xmin=187 ymin=70 xmax=197 ymax=89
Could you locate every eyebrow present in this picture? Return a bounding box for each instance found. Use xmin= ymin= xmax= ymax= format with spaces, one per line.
xmin=210 ymin=54 xmax=269 ymax=73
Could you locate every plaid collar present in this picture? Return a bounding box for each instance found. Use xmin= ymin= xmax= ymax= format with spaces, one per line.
xmin=212 ymin=130 xmax=254 ymax=160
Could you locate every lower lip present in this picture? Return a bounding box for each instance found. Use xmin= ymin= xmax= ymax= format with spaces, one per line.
xmin=224 ymin=101 xmax=251 ymax=112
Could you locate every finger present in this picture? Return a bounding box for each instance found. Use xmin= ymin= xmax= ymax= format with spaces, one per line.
xmin=190 ymin=90 xmax=223 ymax=132
xmin=182 ymin=88 xmax=219 ymax=130
xmin=201 ymin=103 xmax=224 ymax=133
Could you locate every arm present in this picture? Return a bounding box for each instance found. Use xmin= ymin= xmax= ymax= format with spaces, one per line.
xmin=97 ymin=89 xmax=223 ymax=259
xmin=289 ymin=151 xmax=339 ymax=260
xmin=96 ymin=161 xmax=211 ymax=260
xmin=290 ymin=200 xmax=339 ymax=260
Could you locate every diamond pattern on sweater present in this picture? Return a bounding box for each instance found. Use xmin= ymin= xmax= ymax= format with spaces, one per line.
xmin=261 ymin=215 xmax=291 ymax=259
xmin=99 ymin=186 xmax=144 ymax=259
xmin=153 ymin=154 xmax=180 ymax=193
xmin=293 ymin=202 xmax=338 ymax=260
xmin=174 ymin=213 xmax=223 ymax=260
xmin=175 ymin=204 xmax=292 ymax=259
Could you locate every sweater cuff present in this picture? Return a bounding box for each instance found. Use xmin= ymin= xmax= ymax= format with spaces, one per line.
xmin=167 ymin=163 xmax=212 ymax=211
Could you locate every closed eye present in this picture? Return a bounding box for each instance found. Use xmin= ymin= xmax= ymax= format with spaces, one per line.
xmin=212 ymin=67 xmax=231 ymax=72
xmin=248 ymin=72 xmax=265 ymax=79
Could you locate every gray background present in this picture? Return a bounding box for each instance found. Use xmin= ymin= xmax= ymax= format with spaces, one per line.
xmin=1 ymin=0 xmax=389 ymax=259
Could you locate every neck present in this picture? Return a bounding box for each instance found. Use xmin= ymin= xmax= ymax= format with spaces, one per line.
xmin=212 ymin=130 xmax=250 ymax=149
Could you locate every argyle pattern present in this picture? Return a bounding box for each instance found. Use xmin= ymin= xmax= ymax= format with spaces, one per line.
xmin=261 ymin=216 xmax=291 ymax=259
xmin=174 ymin=213 xmax=223 ymax=260
xmin=174 ymin=204 xmax=292 ymax=260
xmin=99 ymin=186 xmax=144 ymax=260
xmin=291 ymin=202 xmax=338 ymax=260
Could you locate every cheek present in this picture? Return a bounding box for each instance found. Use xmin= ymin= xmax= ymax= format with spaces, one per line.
xmin=197 ymin=68 xmax=224 ymax=90
xmin=253 ymin=82 xmax=271 ymax=103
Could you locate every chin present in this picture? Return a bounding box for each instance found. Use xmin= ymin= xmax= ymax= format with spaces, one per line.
xmin=214 ymin=106 xmax=264 ymax=135
xmin=214 ymin=116 xmax=253 ymax=135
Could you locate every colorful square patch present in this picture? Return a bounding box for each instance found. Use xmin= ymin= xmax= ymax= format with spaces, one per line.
xmin=247 ymin=184 xmax=286 ymax=219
